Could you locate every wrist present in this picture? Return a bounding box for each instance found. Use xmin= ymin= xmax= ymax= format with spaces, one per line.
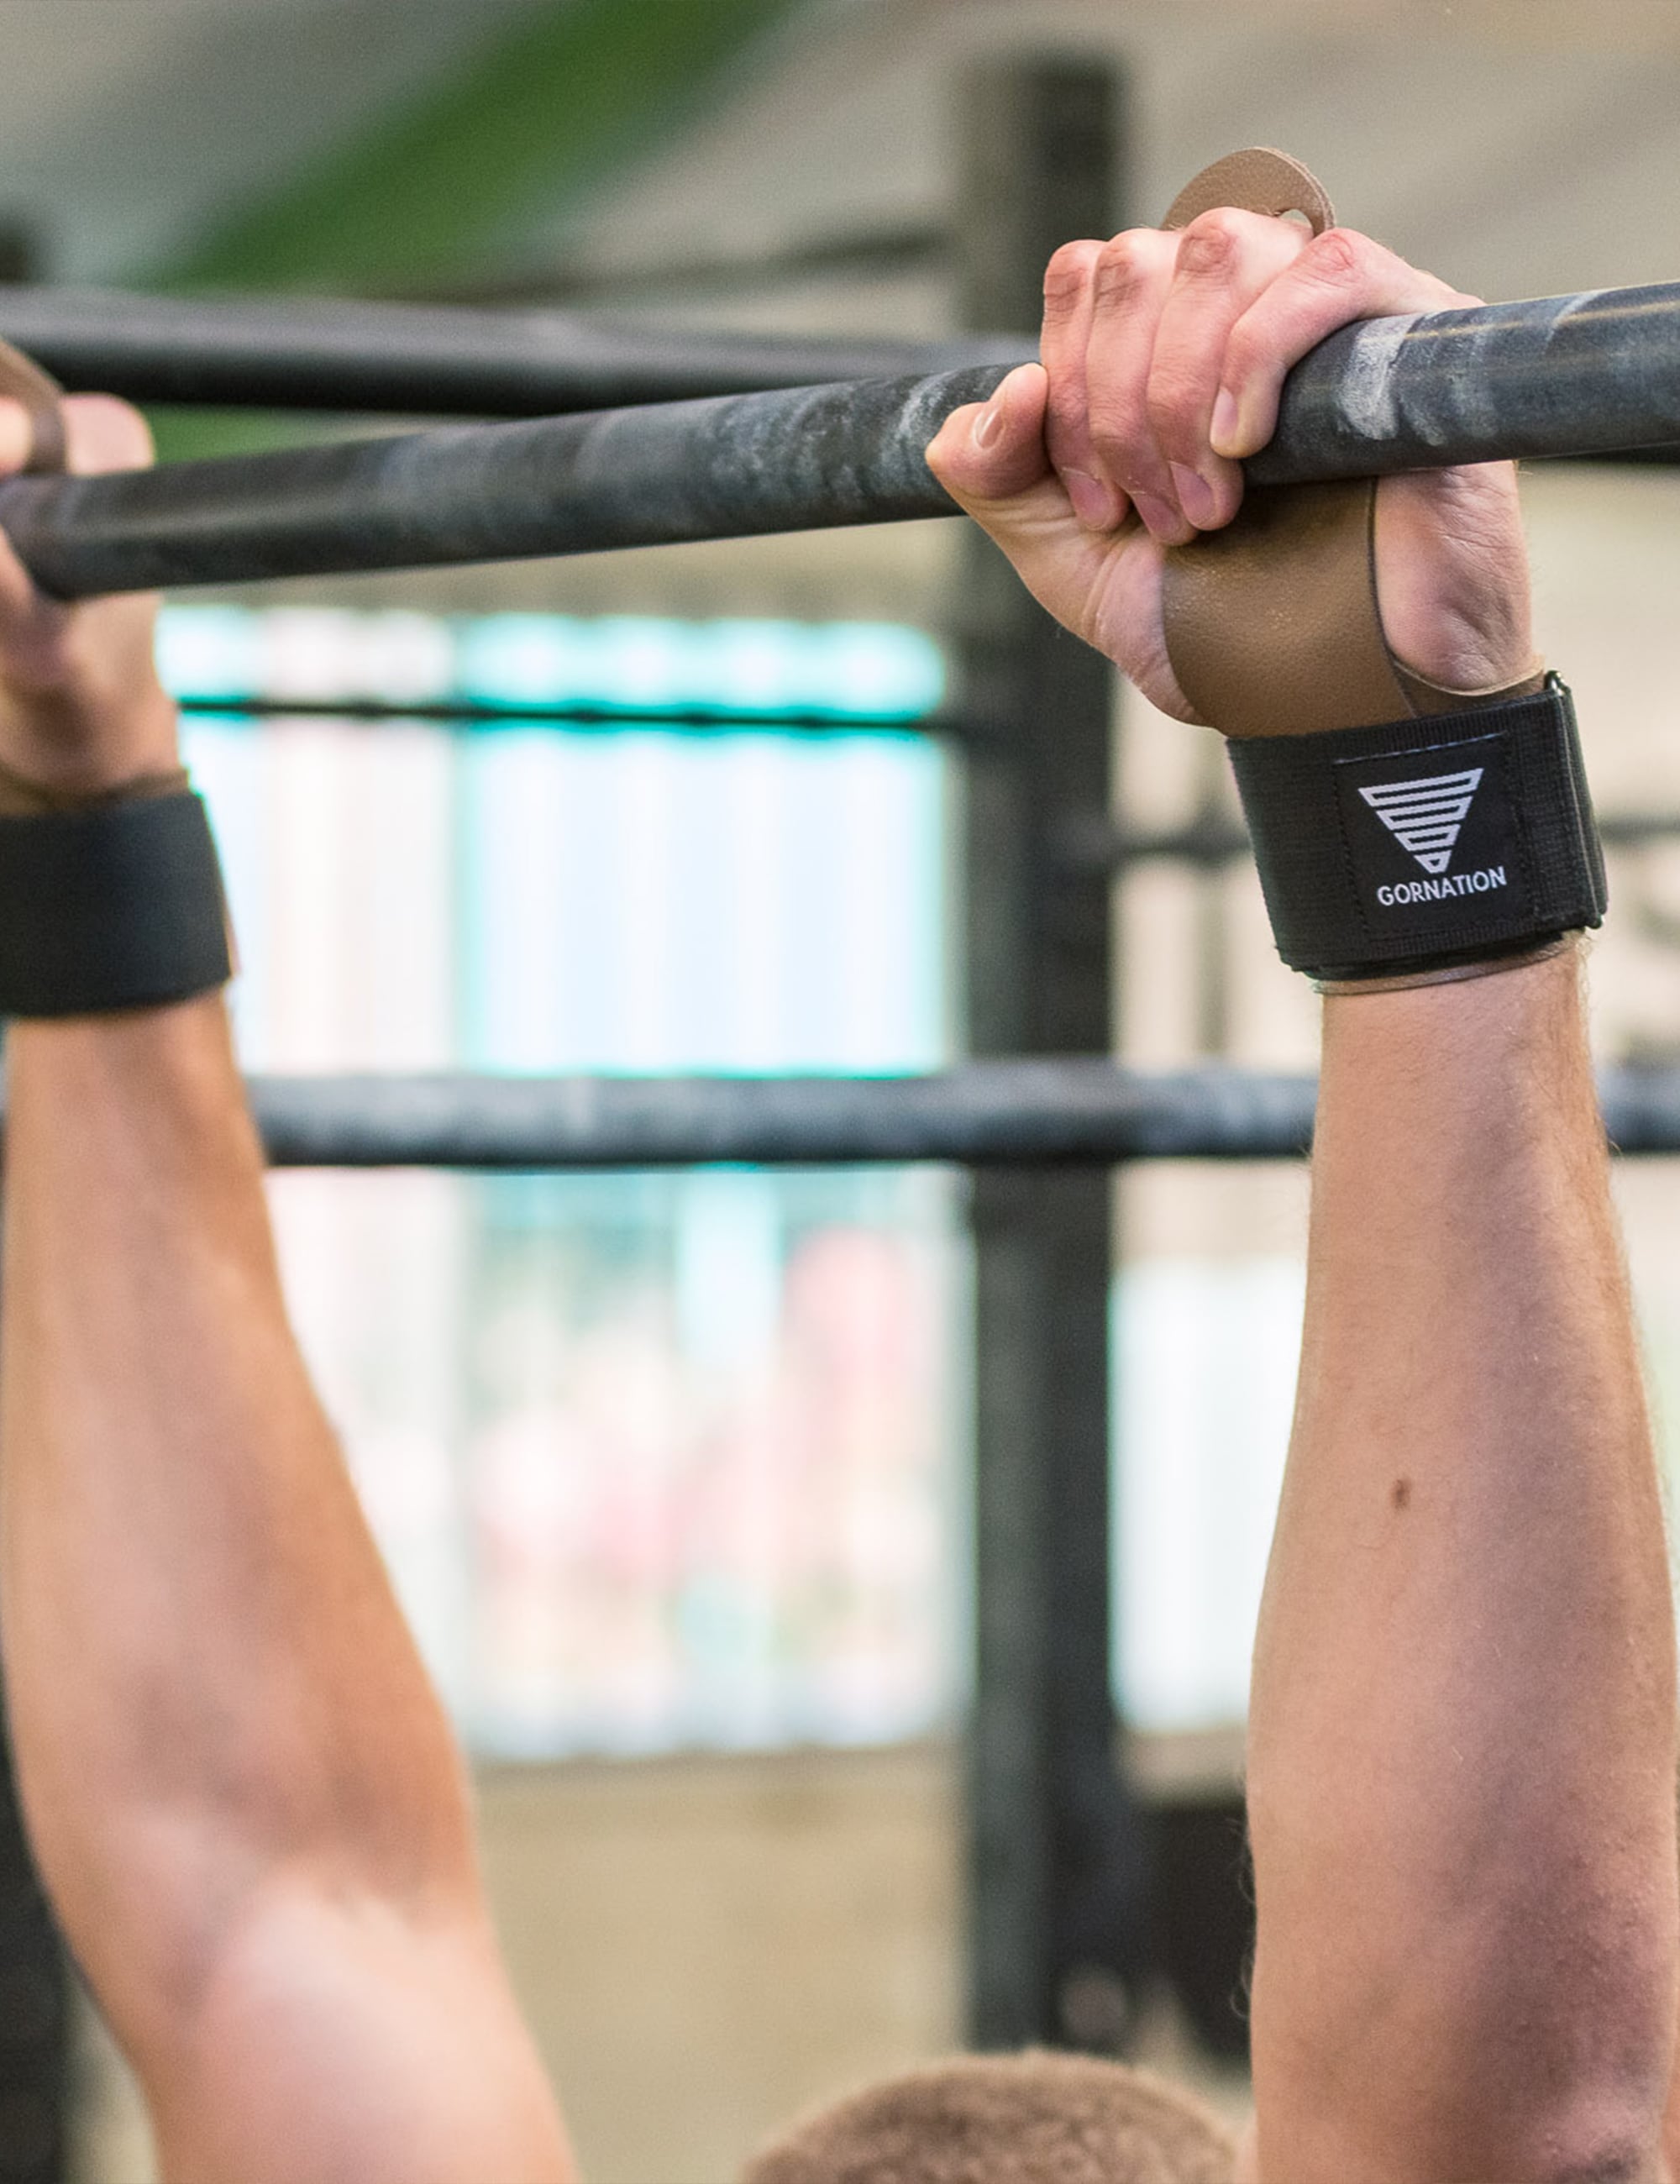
xmin=0 ymin=679 xmax=181 ymax=805
xmin=1320 ymin=934 xmax=1588 ymax=1074
xmin=1319 ymin=932 xmax=1581 ymax=1004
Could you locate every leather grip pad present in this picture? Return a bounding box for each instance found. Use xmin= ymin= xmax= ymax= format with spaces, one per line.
xmin=1156 ymin=150 xmax=1538 ymax=737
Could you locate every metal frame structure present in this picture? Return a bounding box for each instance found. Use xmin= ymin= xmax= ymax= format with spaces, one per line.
xmin=16 ymin=51 xmax=1680 ymax=2184
xmin=0 ymin=1711 xmax=64 ymax=2184
xmin=949 ymin=56 xmax=1148 ymax=2055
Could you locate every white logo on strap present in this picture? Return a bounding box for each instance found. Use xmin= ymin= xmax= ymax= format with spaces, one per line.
xmin=1358 ymin=768 xmax=1484 ymax=875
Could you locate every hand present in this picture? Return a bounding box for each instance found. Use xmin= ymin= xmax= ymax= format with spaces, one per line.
xmin=926 ymin=212 xmax=1536 ymax=724
xmin=0 ymin=395 xmax=179 ymax=795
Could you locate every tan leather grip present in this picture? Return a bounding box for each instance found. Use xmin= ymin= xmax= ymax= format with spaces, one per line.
xmin=1163 ymin=147 xmax=1335 ymax=238
xmin=1157 ymin=151 xmax=1538 ymax=738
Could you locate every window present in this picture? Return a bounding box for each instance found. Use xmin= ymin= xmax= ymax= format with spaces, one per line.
xmin=167 ymin=606 xmax=966 ymax=1756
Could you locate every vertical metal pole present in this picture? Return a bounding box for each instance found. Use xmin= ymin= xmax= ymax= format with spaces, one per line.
xmin=0 ymin=1707 xmax=68 ymax=2181
xmin=0 ymin=1225 xmax=69 ymax=2181
xmin=955 ymin=55 xmax=1152 ymax=2050
xmin=1193 ymin=742 xmax=1233 ymax=1059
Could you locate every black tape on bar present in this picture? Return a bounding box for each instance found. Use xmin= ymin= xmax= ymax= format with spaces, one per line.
xmin=1226 ymin=676 xmax=1605 ymax=982
xmin=0 ymin=791 xmax=232 ymax=1017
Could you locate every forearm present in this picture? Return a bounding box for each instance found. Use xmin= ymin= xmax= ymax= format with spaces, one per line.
xmin=1247 ymin=948 xmax=1678 ymax=2180
xmin=0 ymin=996 xmax=478 ymax=2061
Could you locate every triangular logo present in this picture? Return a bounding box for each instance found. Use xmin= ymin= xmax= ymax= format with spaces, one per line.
xmin=1357 ymin=768 xmax=1484 ymax=876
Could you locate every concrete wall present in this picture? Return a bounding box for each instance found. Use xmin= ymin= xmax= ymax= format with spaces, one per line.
xmin=475 ymin=1746 xmax=963 ymax=2184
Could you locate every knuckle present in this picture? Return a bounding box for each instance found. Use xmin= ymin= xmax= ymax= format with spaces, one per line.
xmin=1175 ymin=208 xmax=1246 ymax=280
xmin=1091 ymin=228 xmax=1159 ymax=302
xmin=1043 ymin=239 xmax=1100 ymax=309
xmin=1301 ymin=226 xmax=1368 ymax=285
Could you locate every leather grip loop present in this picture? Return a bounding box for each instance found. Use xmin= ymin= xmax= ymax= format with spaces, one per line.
xmin=1163 ymin=148 xmax=1335 ymax=237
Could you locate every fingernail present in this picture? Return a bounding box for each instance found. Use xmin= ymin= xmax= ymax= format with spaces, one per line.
xmin=1063 ymin=468 xmax=1118 ymax=530
xmin=1170 ymin=463 xmax=1217 ymax=529
xmin=1210 ymin=388 xmax=1240 ymax=455
xmin=974 ymin=405 xmax=1002 ymax=449
xmin=1134 ymin=492 xmax=1195 ymax=547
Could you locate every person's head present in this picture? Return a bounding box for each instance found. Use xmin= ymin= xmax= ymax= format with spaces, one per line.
xmin=740 ymin=2050 xmax=1238 ymax=2183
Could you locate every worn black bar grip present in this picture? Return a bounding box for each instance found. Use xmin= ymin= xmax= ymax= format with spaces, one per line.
xmin=0 ymin=283 xmax=1678 ymax=596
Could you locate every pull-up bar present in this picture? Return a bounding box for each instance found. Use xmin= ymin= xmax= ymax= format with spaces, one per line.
xmin=40 ymin=1059 xmax=1680 ymax=1168
xmin=0 ymin=284 xmax=1033 ymax=417
xmin=3 ymin=282 xmax=1678 ymax=599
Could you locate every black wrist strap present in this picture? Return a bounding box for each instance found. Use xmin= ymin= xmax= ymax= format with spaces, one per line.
xmin=0 ymin=790 xmax=233 ymax=1018
xmin=1226 ymin=675 xmax=1605 ymax=983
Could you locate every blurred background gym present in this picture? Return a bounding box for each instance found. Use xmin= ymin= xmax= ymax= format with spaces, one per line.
xmin=1 ymin=1 xmax=1678 ymax=2176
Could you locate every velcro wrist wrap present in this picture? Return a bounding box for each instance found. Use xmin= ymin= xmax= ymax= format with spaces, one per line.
xmin=1226 ymin=674 xmax=1605 ymax=983
xmin=0 ymin=790 xmax=233 ymax=1017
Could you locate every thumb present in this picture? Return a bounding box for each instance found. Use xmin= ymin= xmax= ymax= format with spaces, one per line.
xmin=924 ymin=358 xmax=1137 ymax=671
xmin=927 ymin=362 xmax=1057 ymax=516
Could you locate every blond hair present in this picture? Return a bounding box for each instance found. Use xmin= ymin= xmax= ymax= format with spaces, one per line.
xmin=741 ymin=2050 xmax=1238 ymax=2184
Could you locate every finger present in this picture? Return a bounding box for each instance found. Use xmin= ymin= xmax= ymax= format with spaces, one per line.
xmin=1078 ymin=226 xmax=1188 ymax=543
xmin=1215 ymin=228 xmax=1470 ymax=461
xmin=0 ymin=400 xmax=50 ymax=633
xmin=927 ymin=363 xmax=1055 ymax=509
xmin=0 ymin=396 xmax=153 ymax=633
xmin=62 ymin=394 xmax=154 ymax=479
xmin=0 ymin=396 xmax=141 ymax=643
xmin=1146 ymin=208 xmax=1310 ymax=532
xmin=0 ymin=401 xmax=33 ymax=482
xmin=1039 ymin=238 xmax=1128 ymax=533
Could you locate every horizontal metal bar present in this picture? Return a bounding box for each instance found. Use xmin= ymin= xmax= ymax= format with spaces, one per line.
xmin=1057 ymin=807 xmax=1680 ymax=879
xmin=8 ymin=281 xmax=1680 ymax=599
xmin=0 ymin=1060 xmax=1672 ymax=1167
xmin=174 ymin=692 xmax=965 ymax=735
xmin=0 ymin=284 xmax=1029 ymax=417
xmin=1597 ymin=1067 xmax=1680 ymax=1152
xmin=425 ymin=221 xmax=953 ymax=312
xmin=0 ymin=367 xmax=1008 ymax=596
xmin=237 ymin=1063 xmax=1319 ymax=1168
xmin=1245 ymin=286 xmax=1680 ymax=487
xmin=0 ymin=1060 xmax=1637 ymax=1168
xmin=1051 ymin=815 xmax=1252 ymax=876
